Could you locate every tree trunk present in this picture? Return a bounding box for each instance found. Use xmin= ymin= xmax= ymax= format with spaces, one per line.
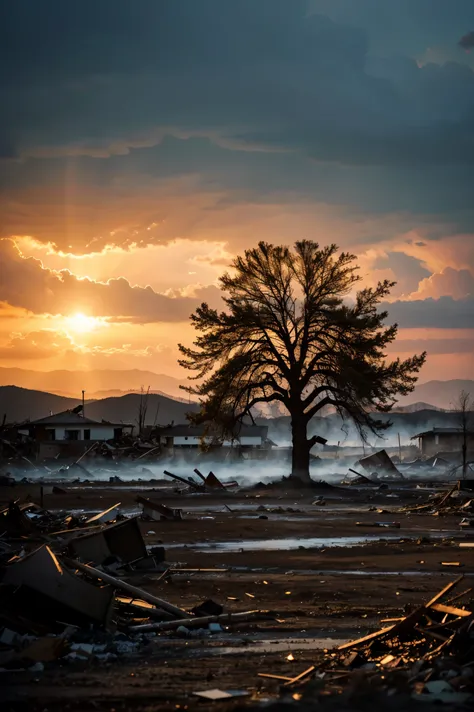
xmin=290 ymin=414 xmax=311 ymax=482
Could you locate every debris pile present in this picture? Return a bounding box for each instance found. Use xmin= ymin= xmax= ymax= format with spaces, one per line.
xmin=257 ymin=576 xmax=474 ymax=707
xmin=401 ymin=483 xmax=474 ymax=519
xmin=163 ymin=468 xmax=237 ymax=492
xmin=358 ymin=449 xmax=404 ymax=480
xmin=0 ymin=491 xmax=269 ymax=676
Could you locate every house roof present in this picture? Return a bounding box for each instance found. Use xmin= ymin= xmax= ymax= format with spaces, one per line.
xmin=157 ymin=423 xmax=268 ymax=438
xmin=411 ymin=427 xmax=474 ymax=440
xmin=25 ymin=411 xmax=130 ymax=428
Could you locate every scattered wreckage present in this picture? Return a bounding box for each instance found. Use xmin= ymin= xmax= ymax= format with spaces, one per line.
xmin=1 ymin=444 xmax=473 ymax=706
xmin=401 ymin=482 xmax=474 ymax=522
xmin=0 ymin=492 xmax=272 ymax=675
xmin=256 ymin=576 xmax=474 ymax=707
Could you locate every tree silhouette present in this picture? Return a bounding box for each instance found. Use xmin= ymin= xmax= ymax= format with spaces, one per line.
xmin=179 ymin=241 xmax=426 ymax=482
xmin=454 ymin=390 xmax=473 ymax=479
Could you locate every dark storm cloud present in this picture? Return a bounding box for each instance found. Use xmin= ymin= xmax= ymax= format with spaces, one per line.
xmin=2 ymin=135 xmax=474 ymax=254
xmin=383 ymin=296 xmax=474 ymax=329
xmin=1 ymin=1 xmax=474 ymax=254
xmin=372 ymin=252 xmax=431 ymax=297
xmin=312 ymin=1 xmax=474 ymax=57
xmin=459 ymin=31 xmax=474 ymax=50
xmin=388 ymin=337 xmax=474 ymax=355
xmin=1 ymin=0 xmax=474 ymax=166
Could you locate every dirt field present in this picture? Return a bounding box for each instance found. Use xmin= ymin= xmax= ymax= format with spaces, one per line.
xmin=1 ymin=478 xmax=473 ymax=710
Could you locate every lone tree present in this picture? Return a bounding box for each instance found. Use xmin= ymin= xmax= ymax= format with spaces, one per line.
xmin=179 ymin=241 xmax=426 ymax=482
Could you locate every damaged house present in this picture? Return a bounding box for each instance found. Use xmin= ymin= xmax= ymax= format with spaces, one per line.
xmin=157 ymin=423 xmax=271 ymax=450
xmin=17 ymin=410 xmax=134 ymax=460
xmin=412 ymin=427 xmax=474 ymax=458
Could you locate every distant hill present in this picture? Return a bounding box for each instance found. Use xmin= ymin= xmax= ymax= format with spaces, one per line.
xmin=391 ymin=402 xmax=443 ymax=413
xmin=397 ymin=380 xmax=474 ymax=411
xmin=0 ymin=386 xmax=80 ymax=423
xmin=84 ymin=392 xmax=199 ymax=427
xmin=257 ymin=408 xmax=473 ymax=447
xmin=1 ymin=382 xmax=472 ymax=442
xmin=78 ymin=389 xmax=191 ymax=403
xmin=0 ymin=369 xmax=471 ymax=412
xmin=0 ymin=386 xmax=199 ymax=427
xmin=0 ymin=367 xmax=187 ymax=400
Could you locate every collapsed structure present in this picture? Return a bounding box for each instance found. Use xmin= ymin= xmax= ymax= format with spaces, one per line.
xmin=0 ymin=453 xmax=473 ymax=706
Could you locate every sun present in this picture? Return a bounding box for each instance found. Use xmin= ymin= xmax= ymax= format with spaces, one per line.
xmin=65 ymin=312 xmax=103 ymax=334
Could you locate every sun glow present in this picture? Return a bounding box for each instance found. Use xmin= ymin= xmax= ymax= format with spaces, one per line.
xmin=65 ymin=312 xmax=104 ymax=334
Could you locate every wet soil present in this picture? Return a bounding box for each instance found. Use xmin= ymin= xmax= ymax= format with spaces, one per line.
xmin=1 ymin=479 xmax=473 ymax=710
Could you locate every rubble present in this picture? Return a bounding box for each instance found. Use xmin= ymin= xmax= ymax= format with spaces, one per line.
xmin=342 ymin=468 xmax=378 ymax=486
xmin=136 ymin=493 xmax=183 ymax=521
xmin=67 ymin=516 xmax=148 ymax=566
xmin=401 ymin=483 xmax=474 ymax=517
xmin=84 ymin=502 xmax=121 ymax=525
xmin=358 ymin=449 xmax=404 ymax=479
xmin=256 ymin=576 xmax=474 ymax=707
xmin=1 ymin=432 xmax=474 ymax=708
xmin=163 ymin=467 xmax=236 ymax=492
xmin=3 ymin=545 xmax=115 ymax=628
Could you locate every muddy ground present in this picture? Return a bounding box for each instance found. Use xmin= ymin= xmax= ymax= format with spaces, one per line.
xmin=1 ymin=478 xmax=473 ymax=710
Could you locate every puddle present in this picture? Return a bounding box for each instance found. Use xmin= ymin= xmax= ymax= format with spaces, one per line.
xmin=190 ymin=636 xmax=347 ymax=657
xmin=181 ymin=631 xmax=352 ymax=657
xmin=300 ymin=570 xmax=474 ymax=577
xmin=66 ymin=485 xmax=166 ymax=491
xmin=162 ymin=566 xmax=474 ymax=578
xmin=169 ymin=533 xmax=463 ymax=552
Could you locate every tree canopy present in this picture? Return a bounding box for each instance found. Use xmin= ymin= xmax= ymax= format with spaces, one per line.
xmin=179 ymin=241 xmax=426 ymax=481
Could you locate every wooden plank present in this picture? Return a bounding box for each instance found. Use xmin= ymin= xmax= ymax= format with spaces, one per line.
xmin=436 ymin=485 xmax=457 ymax=509
xmin=384 ymin=575 xmax=464 ymax=639
xmin=428 ymin=617 xmax=463 ymax=630
xmin=446 ymin=587 xmax=472 ymax=603
xmin=283 ymin=666 xmax=316 ymax=687
xmin=441 ymin=562 xmax=463 ymax=567
xmin=67 ymin=558 xmax=188 ymax=618
xmin=426 ymin=576 xmax=464 ymax=608
xmin=423 ymin=633 xmax=455 ymax=659
xmin=430 ymin=603 xmax=472 ymax=618
xmin=337 ymin=625 xmax=395 ymax=651
xmin=129 ymin=609 xmax=268 ymax=633
xmin=418 ymin=627 xmax=450 ymax=642
xmin=193 ymin=468 xmax=207 ymax=483
xmin=136 ymin=495 xmax=182 ymax=521
xmin=388 ymin=607 xmax=425 ymax=637
xmin=153 ymin=568 xmax=171 ymax=584
xmin=380 ymin=654 xmax=396 ymax=666
xmin=168 ymin=568 xmax=229 ymax=573
xmin=258 ymin=673 xmax=293 ymax=681
xmin=85 ymin=503 xmax=121 ymax=525
xmin=163 ymin=470 xmax=203 ymax=491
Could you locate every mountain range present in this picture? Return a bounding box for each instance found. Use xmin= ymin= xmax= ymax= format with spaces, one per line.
xmin=0 ymin=368 xmax=472 ymax=411
xmin=0 ymin=382 xmax=471 ymax=445
xmin=0 ymin=367 xmax=187 ymax=401
xmin=0 ymin=386 xmax=198 ymax=426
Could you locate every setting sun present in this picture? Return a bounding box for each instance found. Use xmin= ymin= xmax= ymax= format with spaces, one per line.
xmin=65 ymin=313 xmax=104 ymax=334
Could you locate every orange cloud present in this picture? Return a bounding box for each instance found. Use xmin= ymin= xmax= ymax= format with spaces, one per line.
xmin=0 ymin=238 xmax=222 ymax=323
xmin=0 ymin=329 xmax=82 ymax=361
xmin=0 ymin=326 xmax=181 ymax=369
xmin=16 ymin=237 xmax=232 ymax=294
xmin=408 ymin=267 xmax=474 ymax=300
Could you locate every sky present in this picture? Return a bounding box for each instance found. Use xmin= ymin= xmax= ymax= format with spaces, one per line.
xmin=0 ymin=0 xmax=473 ymax=386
